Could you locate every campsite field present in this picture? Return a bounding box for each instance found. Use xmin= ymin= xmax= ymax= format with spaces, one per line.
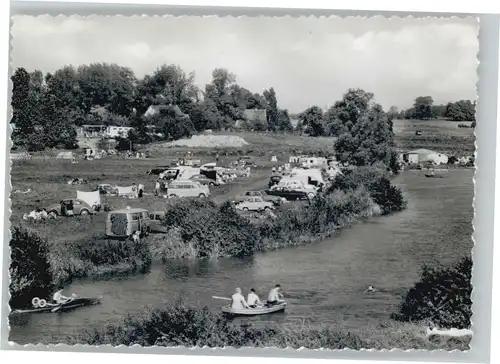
xmin=10 ymin=157 xmax=274 ymax=243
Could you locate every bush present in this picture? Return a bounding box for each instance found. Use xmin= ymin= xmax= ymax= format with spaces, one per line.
xmin=48 ymin=236 xmax=152 ymax=286
xmin=70 ymin=300 xmax=368 ymax=349
xmin=329 ymin=164 xmax=407 ymax=214
xmin=391 ymin=256 xmax=472 ymax=329
xmin=9 ymin=227 xmax=54 ymax=309
xmin=163 ymin=199 xmax=259 ymax=258
xmin=253 ymin=187 xmax=377 ymax=251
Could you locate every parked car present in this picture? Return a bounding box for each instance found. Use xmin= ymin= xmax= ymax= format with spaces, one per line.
xmin=236 ymin=190 xmax=283 ymax=206
xmin=167 ymin=180 xmax=210 ymax=198
xmin=266 ymin=187 xmax=310 ymax=201
xmin=147 ymin=166 xmax=170 ymax=175
xmin=278 ymin=180 xmax=317 ymax=198
xmin=98 ymin=184 xmax=117 ymax=195
xmin=105 ymin=208 xmax=152 ymax=239
xmin=235 ymin=196 xmax=274 ymax=212
xmin=149 ymin=211 xmax=169 ymax=233
xmin=415 ymin=130 xmax=423 ymax=136
xmin=268 ymin=175 xmax=283 ymax=188
xmin=46 ymin=199 xmax=96 ymax=217
xmin=189 ymin=174 xmax=220 ymax=187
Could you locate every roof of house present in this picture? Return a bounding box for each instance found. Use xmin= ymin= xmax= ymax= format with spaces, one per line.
xmin=408 ymin=148 xmax=443 ymax=155
xmin=111 ymin=208 xmax=149 ymax=214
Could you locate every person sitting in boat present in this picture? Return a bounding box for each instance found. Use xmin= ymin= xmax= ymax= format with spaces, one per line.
xmin=52 ymin=289 xmax=72 ymax=305
xmin=231 ymin=287 xmax=250 ymax=309
xmin=267 ymin=284 xmax=283 ymax=306
xmin=247 ymin=288 xmax=263 ymax=308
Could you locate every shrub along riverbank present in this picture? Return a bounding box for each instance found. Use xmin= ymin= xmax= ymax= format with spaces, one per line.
xmin=66 ymin=298 xmax=470 ymax=350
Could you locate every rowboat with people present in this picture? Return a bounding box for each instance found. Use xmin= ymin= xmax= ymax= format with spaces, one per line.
xmin=221 ymin=300 xmax=287 ymax=316
xmin=214 ymin=284 xmax=287 ymax=317
xmin=12 ymin=294 xmax=101 ymax=314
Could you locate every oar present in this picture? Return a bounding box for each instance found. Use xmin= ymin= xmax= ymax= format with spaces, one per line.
xmin=51 ymin=304 xmax=63 ymax=313
xmin=51 ymin=297 xmax=75 ymax=313
xmin=212 ymin=296 xmax=231 ymax=301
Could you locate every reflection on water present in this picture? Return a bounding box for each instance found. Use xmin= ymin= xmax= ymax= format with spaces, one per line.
xmin=9 ymin=169 xmax=474 ymax=344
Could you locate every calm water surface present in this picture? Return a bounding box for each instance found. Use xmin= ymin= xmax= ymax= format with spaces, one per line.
xmin=9 ymin=169 xmax=474 ymax=344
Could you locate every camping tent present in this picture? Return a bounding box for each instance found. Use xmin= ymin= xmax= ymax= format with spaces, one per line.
xmin=76 ymin=190 xmax=101 ymax=208
xmin=56 ymin=151 xmax=74 ymax=159
xmin=116 ymin=185 xmax=135 ymax=197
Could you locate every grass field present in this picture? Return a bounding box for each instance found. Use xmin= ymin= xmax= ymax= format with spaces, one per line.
xmin=145 ymin=131 xmax=336 ymax=158
xmin=392 ymin=119 xmax=475 ymax=155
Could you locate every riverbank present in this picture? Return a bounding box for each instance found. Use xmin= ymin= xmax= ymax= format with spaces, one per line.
xmin=65 ymin=300 xmax=470 ymax=350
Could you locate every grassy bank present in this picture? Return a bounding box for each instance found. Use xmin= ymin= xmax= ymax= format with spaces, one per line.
xmin=65 ymin=300 xmax=470 ymax=350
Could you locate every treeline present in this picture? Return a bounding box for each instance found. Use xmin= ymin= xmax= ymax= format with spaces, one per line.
xmin=10 ymin=64 xmax=293 ymax=151
xmin=388 ymin=96 xmax=476 ymax=123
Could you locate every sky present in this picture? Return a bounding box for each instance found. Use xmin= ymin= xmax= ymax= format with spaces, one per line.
xmin=11 ymin=15 xmax=479 ymax=113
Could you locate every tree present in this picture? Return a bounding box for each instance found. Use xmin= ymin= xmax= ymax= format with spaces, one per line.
xmin=77 ymin=63 xmax=137 ymax=117
xmin=298 ymin=106 xmax=324 ymax=137
xmin=277 ymin=109 xmax=293 ymax=132
xmin=387 ymin=106 xmax=399 ymax=122
xmin=324 ymin=89 xmax=375 ymax=136
xmin=204 ymin=68 xmax=240 ymax=128
xmin=10 ymin=68 xmax=45 ymax=150
xmin=151 ymin=105 xmax=195 ymax=141
xmin=9 ymin=227 xmax=54 ymax=309
xmin=413 ymin=96 xmax=434 ymax=120
xmin=263 ymin=87 xmax=279 ymax=131
xmin=334 ymin=103 xmax=397 ymax=170
xmin=430 ymin=104 xmax=446 ymax=119
xmin=445 ymin=100 xmax=476 ymax=121
xmin=136 ymin=64 xmax=199 ymax=116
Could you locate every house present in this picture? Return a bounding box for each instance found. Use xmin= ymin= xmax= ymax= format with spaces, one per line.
xmin=78 ymin=125 xmax=108 ymax=138
xmin=105 ymin=126 xmax=134 ymax=138
xmin=405 ymin=149 xmax=449 ymax=165
xmin=299 ymin=156 xmax=328 ymax=168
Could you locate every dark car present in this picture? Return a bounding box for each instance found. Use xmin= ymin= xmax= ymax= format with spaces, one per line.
xmin=189 ymin=174 xmax=220 ymax=187
xmin=147 ymin=166 xmax=171 ymax=175
xmin=265 ymin=187 xmax=309 ymax=201
xmin=268 ymin=175 xmax=283 ymax=188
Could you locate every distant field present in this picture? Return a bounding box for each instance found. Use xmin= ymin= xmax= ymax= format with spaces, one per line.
xmin=146 ymin=131 xmax=337 ymax=158
xmin=392 ymin=119 xmax=475 ymax=155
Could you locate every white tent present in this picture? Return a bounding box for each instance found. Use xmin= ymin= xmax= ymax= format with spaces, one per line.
xmin=116 ymin=185 xmax=135 ymax=197
xmin=56 ymin=151 xmax=74 ymax=159
xmin=77 ymin=190 xmax=101 ymax=208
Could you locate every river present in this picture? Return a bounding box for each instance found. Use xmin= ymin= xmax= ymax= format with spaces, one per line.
xmin=9 ymin=169 xmax=474 ymax=344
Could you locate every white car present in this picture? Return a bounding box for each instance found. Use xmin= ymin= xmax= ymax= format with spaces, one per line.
xmin=167 ymin=180 xmax=210 ymax=198
xmin=235 ymin=196 xmax=274 ymax=212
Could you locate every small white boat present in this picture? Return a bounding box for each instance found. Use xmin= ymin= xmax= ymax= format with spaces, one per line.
xmin=221 ymin=301 xmax=287 ymax=316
